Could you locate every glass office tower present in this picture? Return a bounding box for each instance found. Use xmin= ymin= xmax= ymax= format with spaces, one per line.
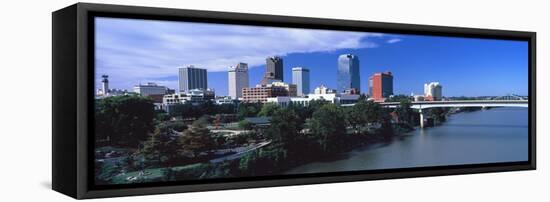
xmin=179 ymin=65 xmax=208 ymax=93
xmin=337 ymin=54 xmax=360 ymax=93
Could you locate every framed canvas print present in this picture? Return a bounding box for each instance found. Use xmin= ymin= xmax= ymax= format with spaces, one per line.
xmin=52 ymin=3 xmax=536 ymax=199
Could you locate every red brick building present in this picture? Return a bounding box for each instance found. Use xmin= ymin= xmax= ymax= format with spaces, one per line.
xmin=242 ymin=85 xmax=289 ymax=103
xmin=369 ymin=72 xmax=394 ymax=101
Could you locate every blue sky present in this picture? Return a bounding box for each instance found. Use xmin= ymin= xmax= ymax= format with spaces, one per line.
xmin=95 ymin=17 xmax=528 ymax=97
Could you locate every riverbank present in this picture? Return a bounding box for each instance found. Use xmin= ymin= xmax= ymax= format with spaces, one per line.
xmin=284 ymin=107 xmax=528 ymax=174
xmin=230 ymin=122 xmax=416 ymax=177
xmin=104 ymin=122 xmax=414 ymax=184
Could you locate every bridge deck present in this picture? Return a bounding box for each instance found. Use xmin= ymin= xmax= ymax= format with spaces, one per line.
xmin=342 ymin=100 xmax=529 ymax=109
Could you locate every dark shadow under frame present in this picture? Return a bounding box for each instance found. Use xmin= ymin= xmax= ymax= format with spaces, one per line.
xmin=52 ymin=2 xmax=536 ymax=199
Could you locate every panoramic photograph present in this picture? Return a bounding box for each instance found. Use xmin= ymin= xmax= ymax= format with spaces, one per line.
xmin=93 ymin=17 xmax=529 ymax=185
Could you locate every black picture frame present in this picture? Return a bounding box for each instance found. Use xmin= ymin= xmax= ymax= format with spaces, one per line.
xmin=52 ymin=3 xmax=536 ymax=199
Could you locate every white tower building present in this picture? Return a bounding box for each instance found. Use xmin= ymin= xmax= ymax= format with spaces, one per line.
xmin=228 ymin=62 xmax=249 ymax=99
xmin=424 ymin=82 xmax=443 ymax=101
xmin=292 ymin=67 xmax=310 ymax=96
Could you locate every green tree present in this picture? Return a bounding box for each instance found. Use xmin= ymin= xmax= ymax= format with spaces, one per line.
xmin=430 ymin=107 xmax=448 ymax=123
xmin=346 ymin=100 xmax=383 ymax=133
xmin=258 ymin=103 xmax=280 ymax=117
xmin=365 ymin=101 xmax=384 ymax=124
xmin=395 ymin=99 xmax=414 ymax=124
xmin=217 ymin=104 xmax=236 ymax=114
xmin=202 ymin=100 xmax=216 ymax=115
xmin=141 ymin=123 xmax=182 ymax=166
xmin=95 ymin=95 xmax=156 ymax=147
xmin=237 ymin=102 xmax=262 ymax=119
xmin=267 ymin=107 xmax=301 ymax=144
xmin=306 ymin=104 xmax=346 ymax=152
xmin=180 ymin=116 xmax=216 ymax=157
xmin=346 ymin=101 xmax=366 ymax=133
xmin=169 ymin=102 xmax=236 ymax=120
xmin=169 ymin=103 xmax=196 ymax=119
xmin=155 ymin=111 xmax=170 ymax=122
xmin=385 ymin=94 xmax=412 ymax=102
xmin=298 ymin=99 xmax=328 ymax=119
xmin=286 ymin=102 xmax=308 ymax=129
xmin=358 ymin=94 xmax=368 ymax=101
xmin=238 ymin=145 xmax=287 ymax=176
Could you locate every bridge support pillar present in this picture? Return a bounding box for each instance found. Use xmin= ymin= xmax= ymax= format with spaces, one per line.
xmin=419 ymin=108 xmax=425 ymax=128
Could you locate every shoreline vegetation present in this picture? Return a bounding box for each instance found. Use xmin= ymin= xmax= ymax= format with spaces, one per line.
xmin=94 ymin=95 xmax=481 ymax=185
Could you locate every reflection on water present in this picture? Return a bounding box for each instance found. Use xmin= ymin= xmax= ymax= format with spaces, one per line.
xmin=285 ymin=108 xmax=528 ymax=174
xmin=441 ymin=124 xmax=527 ymax=128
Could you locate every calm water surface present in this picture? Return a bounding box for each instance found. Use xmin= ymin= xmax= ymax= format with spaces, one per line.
xmin=285 ymin=107 xmax=528 ymax=174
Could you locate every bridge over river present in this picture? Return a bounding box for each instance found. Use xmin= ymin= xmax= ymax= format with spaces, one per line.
xmin=342 ymin=100 xmax=528 ymax=128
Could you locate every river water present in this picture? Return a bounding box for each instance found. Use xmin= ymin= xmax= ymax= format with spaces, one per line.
xmin=285 ymin=107 xmax=529 ymax=174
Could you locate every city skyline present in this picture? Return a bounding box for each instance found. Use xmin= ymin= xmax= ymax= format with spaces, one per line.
xmin=95 ymin=17 xmax=528 ymax=97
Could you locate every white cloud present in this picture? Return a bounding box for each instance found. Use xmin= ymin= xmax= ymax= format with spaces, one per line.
xmin=386 ymin=38 xmax=402 ymax=44
xmin=95 ymin=17 xmax=391 ymax=89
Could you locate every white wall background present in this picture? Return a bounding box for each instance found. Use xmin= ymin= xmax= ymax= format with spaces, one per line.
xmin=0 ymin=0 xmax=547 ymax=201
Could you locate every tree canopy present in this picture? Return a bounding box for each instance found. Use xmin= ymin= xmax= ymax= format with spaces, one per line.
xmin=170 ymin=102 xmax=235 ymax=119
xmin=306 ymin=104 xmax=347 ymax=152
xmin=237 ymin=102 xmax=262 ymax=119
xmin=267 ymin=107 xmax=301 ymax=144
xmin=180 ymin=116 xmax=216 ymax=157
xmin=95 ymin=95 xmax=156 ymax=147
xmin=258 ymin=103 xmax=280 ymax=117
xmin=141 ymin=123 xmax=181 ymax=166
xmin=346 ymin=100 xmax=383 ymax=133
xmin=395 ymin=99 xmax=414 ymax=125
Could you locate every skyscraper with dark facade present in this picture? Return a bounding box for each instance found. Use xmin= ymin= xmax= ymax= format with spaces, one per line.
xmin=178 ymin=65 xmax=207 ymax=93
xmin=337 ymin=54 xmax=360 ymax=93
xmin=266 ymin=56 xmax=284 ymax=81
xmin=369 ymin=72 xmax=393 ymax=101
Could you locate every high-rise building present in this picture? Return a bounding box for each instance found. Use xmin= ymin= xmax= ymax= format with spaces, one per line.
xmin=337 ymin=54 xmax=360 ymax=93
xmin=424 ymin=82 xmax=443 ymax=101
xmin=266 ymin=56 xmax=283 ymax=81
xmin=228 ymin=62 xmax=249 ymax=99
xmin=179 ymin=65 xmax=207 ymax=93
xmin=292 ymin=67 xmax=310 ymax=96
xmin=369 ymin=72 xmax=393 ymax=101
